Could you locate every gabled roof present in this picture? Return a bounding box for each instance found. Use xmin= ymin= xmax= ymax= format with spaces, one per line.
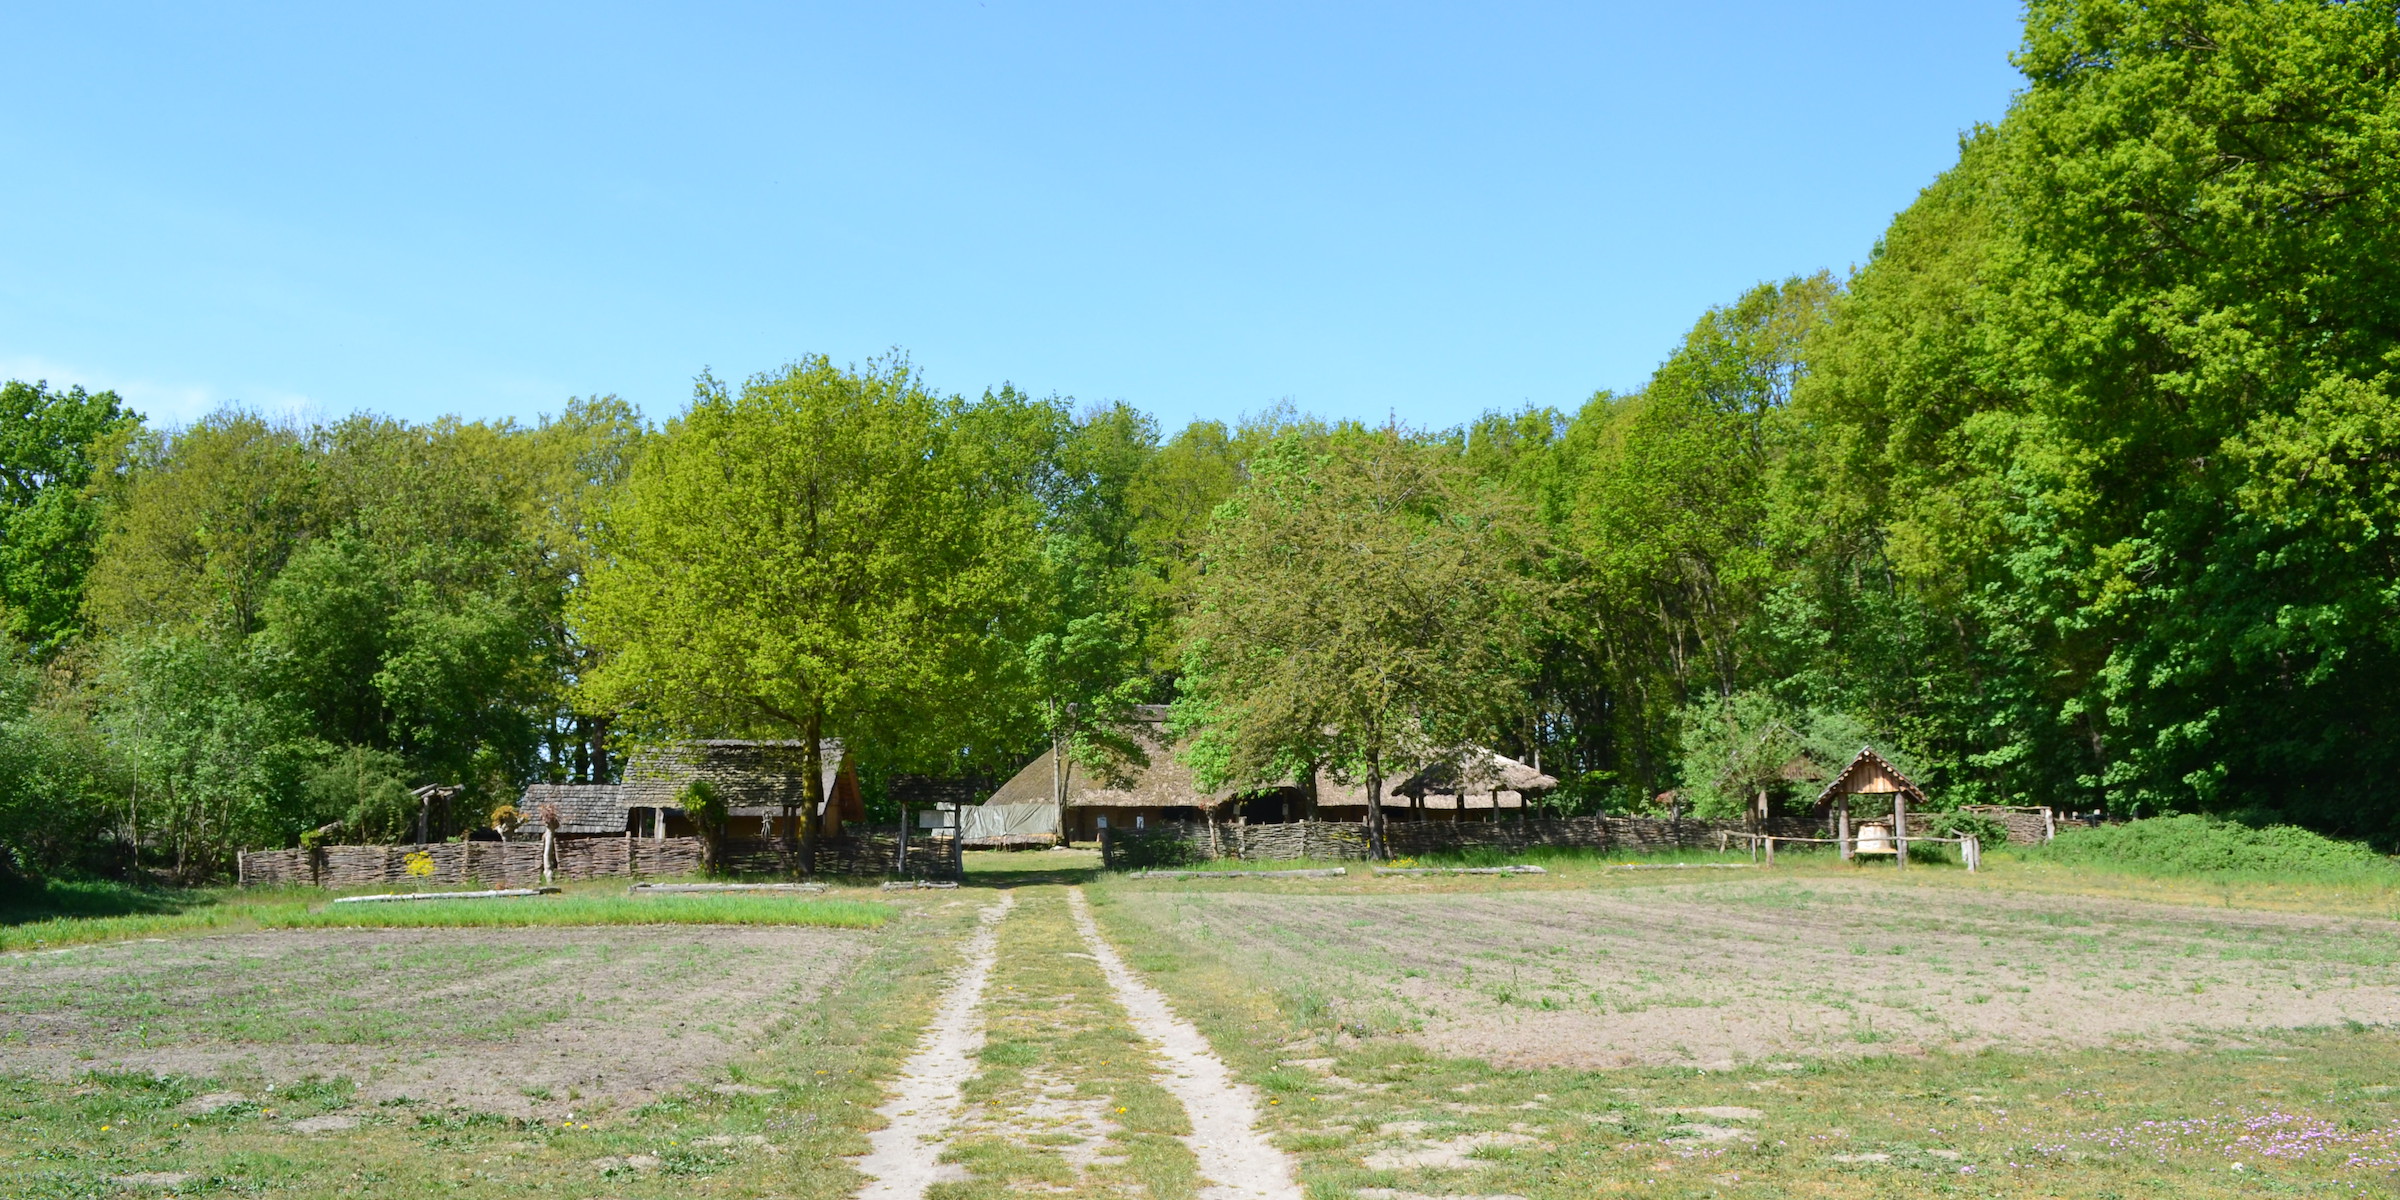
xmin=620 ymin=739 xmax=849 ymax=816
xmin=518 ymin=739 xmax=852 ymax=832
xmin=1812 ymin=745 xmax=1926 ymax=808
xmin=985 ymin=713 xmax=1224 ymax=810
xmin=519 ymin=783 xmax=631 ymax=835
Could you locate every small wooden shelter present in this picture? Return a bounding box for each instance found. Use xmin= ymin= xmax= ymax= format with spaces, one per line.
xmin=1813 ymin=746 xmax=1927 ymax=867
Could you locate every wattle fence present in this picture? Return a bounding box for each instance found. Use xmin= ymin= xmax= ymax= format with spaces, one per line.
xmin=1098 ymin=814 xmax=1832 ymax=871
xmin=239 ymin=826 xmax=961 ymax=889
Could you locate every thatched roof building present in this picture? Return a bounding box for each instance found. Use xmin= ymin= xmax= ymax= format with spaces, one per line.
xmin=984 ymin=708 xmax=1557 ymax=838
xmin=516 ymin=739 xmax=861 ymax=839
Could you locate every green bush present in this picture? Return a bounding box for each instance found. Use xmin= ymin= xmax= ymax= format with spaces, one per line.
xmin=303 ymin=747 xmax=418 ymax=843
xmin=1931 ymin=810 xmax=2010 ymax=849
xmin=2028 ymin=814 xmax=2390 ymax=877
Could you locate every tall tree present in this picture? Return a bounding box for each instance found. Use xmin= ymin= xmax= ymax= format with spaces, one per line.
xmin=0 ymin=381 xmax=139 ymax=656
xmin=574 ymin=357 xmax=1042 ymax=871
xmin=1792 ymin=0 xmax=2400 ymax=831
xmin=1181 ymin=427 xmax=1545 ymax=858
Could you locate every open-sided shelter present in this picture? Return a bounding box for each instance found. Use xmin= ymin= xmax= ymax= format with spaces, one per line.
xmin=984 ymin=706 xmax=1558 ymax=838
xmin=1814 ymin=746 xmax=1927 ymax=864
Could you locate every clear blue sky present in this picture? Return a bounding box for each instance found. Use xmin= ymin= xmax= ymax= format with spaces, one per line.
xmin=1 ymin=2 xmax=2026 ymax=433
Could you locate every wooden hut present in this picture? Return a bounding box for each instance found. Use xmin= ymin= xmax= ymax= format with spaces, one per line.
xmin=984 ymin=709 xmax=1217 ymax=842
xmin=1813 ymin=746 xmax=1927 ymax=866
xmin=517 ymin=739 xmax=862 ymax=841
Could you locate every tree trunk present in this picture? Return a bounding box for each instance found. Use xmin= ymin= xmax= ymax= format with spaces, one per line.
xmin=1365 ymin=758 xmax=1387 ymax=861
xmin=799 ymin=709 xmax=826 ymax=877
xmin=590 ymin=714 xmax=614 ymax=783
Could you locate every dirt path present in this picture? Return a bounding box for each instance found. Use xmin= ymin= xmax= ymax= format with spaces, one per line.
xmin=853 ymin=892 xmax=1015 ymax=1200
xmin=1068 ymin=887 xmax=1302 ymax=1200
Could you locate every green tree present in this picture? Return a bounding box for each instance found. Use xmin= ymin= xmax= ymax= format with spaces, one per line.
xmin=1181 ymin=427 xmax=1546 ymax=858
xmin=1791 ymin=0 xmax=2400 ymax=832
xmin=0 ymin=381 xmax=140 ymax=655
xmin=0 ymin=649 xmax=129 ymax=876
xmin=1534 ymin=276 xmax=1835 ymax=802
xmin=574 ymin=357 xmax=1043 ymax=872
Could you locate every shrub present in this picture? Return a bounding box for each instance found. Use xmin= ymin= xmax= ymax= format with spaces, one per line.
xmin=1931 ymin=810 xmax=2010 ymax=849
xmin=2028 ymin=814 xmax=2389 ymax=877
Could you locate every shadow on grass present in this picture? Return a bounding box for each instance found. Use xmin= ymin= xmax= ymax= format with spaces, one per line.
xmin=964 ymin=847 xmax=1102 ymax=888
xmin=0 ymin=876 xmax=212 ymax=926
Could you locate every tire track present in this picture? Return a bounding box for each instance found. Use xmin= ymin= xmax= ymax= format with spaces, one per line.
xmin=1067 ymin=886 xmax=1303 ymax=1200
xmin=853 ymin=892 xmax=1015 ymax=1200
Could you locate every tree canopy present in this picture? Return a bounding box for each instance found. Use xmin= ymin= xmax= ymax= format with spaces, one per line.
xmin=7 ymin=0 xmax=2400 ymax=879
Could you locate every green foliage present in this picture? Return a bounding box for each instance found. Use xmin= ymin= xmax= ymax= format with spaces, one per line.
xmin=2027 ymin=814 xmax=2391 ymax=878
xmin=105 ymin=633 xmax=321 ymax=878
xmin=1928 ymin=810 xmax=2008 ymax=849
xmin=576 ymin=356 xmax=1048 ymax=868
xmin=680 ymin=777 xmax=727 ymax=869
xmin=301 ymin=746 xmax=418 ymax=843
xmin=1671 ymin=690 xmax=1883 ymax=820
xmin=0 ymin=380 xmax=139 ymax=656
xmin=0 ymin=650 xmax=128 ymax=876
xmin=1786 ymin=1 xmax=2400 ymax=832
xmin=1180 ymin=426 xmax=1548 ymax=855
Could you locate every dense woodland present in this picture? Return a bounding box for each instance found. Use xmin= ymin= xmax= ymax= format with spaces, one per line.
xmin=4 ymin=0 xmax=2398 ymax=877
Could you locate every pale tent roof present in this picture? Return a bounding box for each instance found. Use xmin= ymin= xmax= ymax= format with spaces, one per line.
xmin=1812 ymin=746 xmax=1927 ymax=808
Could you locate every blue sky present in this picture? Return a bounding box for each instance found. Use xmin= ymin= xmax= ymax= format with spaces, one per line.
xmin=0 ymin=2 xmax=2026 ymax=433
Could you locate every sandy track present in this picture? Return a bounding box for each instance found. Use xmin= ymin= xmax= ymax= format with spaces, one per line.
xmin=1069 ymin=887 xmax=1302 ymax=1200
xmin=853 ymin=892 xmax=1015 ymax=1200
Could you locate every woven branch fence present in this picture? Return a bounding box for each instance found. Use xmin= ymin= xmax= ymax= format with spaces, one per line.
xmin=1099 ymin=814 xmax=1836 ymax=871
xmin=239 ymin=826 xmax=960 ymax=889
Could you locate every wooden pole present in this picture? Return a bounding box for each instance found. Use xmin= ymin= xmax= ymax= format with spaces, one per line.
xmin=1837 ymin=795 xmax=1852 ymax=862
xmin=1764 ymin=836 xmax=1775 ymax=867
xmin=1894 ymin=791 xmax=1909 ymax=871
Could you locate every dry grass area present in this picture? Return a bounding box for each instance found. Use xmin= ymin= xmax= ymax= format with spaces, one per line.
xmin=0 ymin=896 xmax=994 ymax=1200
xmin=1111 ymin=874 xmax=2400 ymax=1070
xmin=1089 ymin=871 xmax=2400 ymax=1199
xmin=0 ymin=925 xmax=873 ymax=1117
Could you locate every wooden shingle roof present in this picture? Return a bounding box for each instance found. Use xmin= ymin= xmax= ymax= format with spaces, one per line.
xmin=1812 ymin=746 xmax=1927 ymax=808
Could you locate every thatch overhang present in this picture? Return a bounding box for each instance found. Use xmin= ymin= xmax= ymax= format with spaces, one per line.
xmin=620 ymin=739 xmax=855 ymax=818
xmin=518 ymin=739 xmax=861 ymax=834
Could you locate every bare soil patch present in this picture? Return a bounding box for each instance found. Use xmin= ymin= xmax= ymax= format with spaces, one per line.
xmin=0 ymin=924 xmax=872 ymax=1114
xmin=1113 ymin=876 xmax=2400 ymax=1069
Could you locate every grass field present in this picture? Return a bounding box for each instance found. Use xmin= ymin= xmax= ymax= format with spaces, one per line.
xmin=0 ymin=884 xmax=984 ymax=1200
xmin=8 ymin=847 xmax=2400 ymax=1198
xmin=0 ymin=877 xmax=890 ymax=952
xmin=1090 ymin=856 xmax=2400 ymax=1197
